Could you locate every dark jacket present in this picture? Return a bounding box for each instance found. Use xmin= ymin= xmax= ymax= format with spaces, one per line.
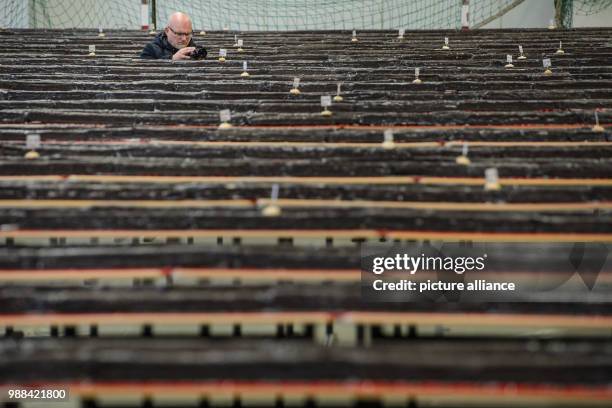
xmin=140 ymin=32 xmax=196 ymax=59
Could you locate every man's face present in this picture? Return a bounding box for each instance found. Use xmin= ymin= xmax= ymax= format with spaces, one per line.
xmin=165 ymin=20 xmax=192 ymax=49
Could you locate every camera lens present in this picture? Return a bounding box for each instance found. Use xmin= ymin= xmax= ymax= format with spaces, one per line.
xmin=191 ymin=47 xmax=207 ymax=60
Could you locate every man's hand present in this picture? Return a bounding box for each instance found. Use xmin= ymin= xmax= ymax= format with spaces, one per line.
xmin=172 ymin=47 xmax=195 ymax=61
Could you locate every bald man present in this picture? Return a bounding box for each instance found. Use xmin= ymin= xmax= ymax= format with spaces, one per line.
xmin=140 ymin=12 xmax=206 ymax=60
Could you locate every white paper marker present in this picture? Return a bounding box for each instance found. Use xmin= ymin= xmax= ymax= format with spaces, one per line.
xmin=384 ymin=129 xmax=394 ymax=143
xmin=26 ymin=134 xmax=40 ymax=150
xmin=484 ymin=168 xmax=501 ymax=190
xmin=218 ymin=48 xmax=227 ymax=62
xmin=261 ymin=184 xmax=282 ymax=217
xmin=290 ymin=77 xmax=301 ymax=95
xmin=270 ymin=184 xmax=279 ymax=201
xmin=24 ymin=134 xmax=41 ymax=159
xmin=556 ymin=41 xmax=565 ymax=54
xmin=456 ymin=142 xmax=470 ymax=165
xmin=382 ymin=129 xmax=395 ymax=149
xmin=413 ymin=67 xmax=422 ymax=84
xmin=241 ymin=61 xmax=250 ymax=77
xmin=334 ymin=83 xmax=343 ymax=102
xmin=592 ymin=110 xmax=604 ymax=132
xmin=320 ymin=95 xmax=332 ymax=116
xmin=441 ymin=37 xmax=450 ymax=50
xmin=220 ymin=109 xmax=231 ymax=123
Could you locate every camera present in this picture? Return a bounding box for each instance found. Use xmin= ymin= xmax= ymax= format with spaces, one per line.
xmin=190 ymin=47 xmax=207 ymax=60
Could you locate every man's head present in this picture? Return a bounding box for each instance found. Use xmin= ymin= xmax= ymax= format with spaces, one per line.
xmin=164 ymin=12 xmax=193 ymax=49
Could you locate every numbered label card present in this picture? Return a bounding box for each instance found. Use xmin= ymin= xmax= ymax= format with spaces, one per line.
xmin=219 ymin=109 xmax=231 ymax=122
xmin=398 ymin=28 xmax=405 ymax=37
xmin=415 ymin=67 xmax=420 ymax=77
xmin=219 ymin=48 xmax=227 ymax=57
xmin=243 ymin=61 xmax=248 ymax=71
xmin=518 ymin=45 xmax=523 ymax=54
xmin=337 ymin=83 xmax=342 ymax=94
xmin=352 ymin=30 xmax=357 ymax=37
xmin=88 ymin=45 xmax=95 ymax=53
xmin=321 ymin=95 xmax=332 ymax=107
xmin=543 ymin=58 xmax=551 ymax=68
xmin=384 ymin=129 xmax=394 ymax=142
xmin=237 ymin=39 xmax=243 ymax=47
xmin=293 ymin=77 xmax=300 ymax=88
xmin=506 ymin=54 xmax=513 ymax=63
xmin=444 ymin=37 xmax=449 ymax=46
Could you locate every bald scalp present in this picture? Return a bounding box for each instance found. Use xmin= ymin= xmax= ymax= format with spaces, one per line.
xmin=167 ymin=12 xmax=192 ymax=29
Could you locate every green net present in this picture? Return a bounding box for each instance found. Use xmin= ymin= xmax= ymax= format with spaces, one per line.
xmin=555 ymin=0 xmax=574 ymax=28
xmin=1 ymin=0 xmax=141 ymax=29
xmin=156 ymin=0 xmax=526 ymax=31
xmin=2 ymin=0 xmax=610 ymax=30
xmin=0 ymin=0 xmax=29 ymax=28
xmin=158 ymin=0 xmax=459 ymax=31
xmin=0 ymin=0 xmax=522 ymax=30
xmin=574 ymin=0 xmax=612 ymax=14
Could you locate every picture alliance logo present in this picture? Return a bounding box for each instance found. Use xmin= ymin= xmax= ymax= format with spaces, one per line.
xmin=371 ymin=253 xmax=488 ymax=275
